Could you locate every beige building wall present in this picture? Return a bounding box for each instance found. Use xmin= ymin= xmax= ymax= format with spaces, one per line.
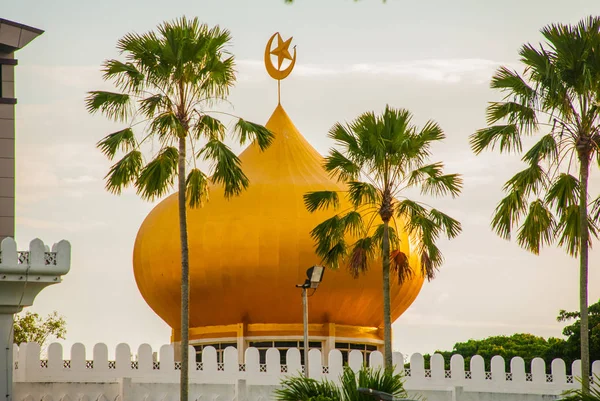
xmin=0 ymin=18 xmax=44 ymax=241
xmin=0 ymin=52 xmax=16 ymax=241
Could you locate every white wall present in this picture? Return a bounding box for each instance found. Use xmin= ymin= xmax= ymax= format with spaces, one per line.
xmin=12 ymin=343 xmax=600 ymax=401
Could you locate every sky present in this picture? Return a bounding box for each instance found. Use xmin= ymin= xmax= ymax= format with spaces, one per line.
xmin=3 ymin=0 xmax=600 ymax=359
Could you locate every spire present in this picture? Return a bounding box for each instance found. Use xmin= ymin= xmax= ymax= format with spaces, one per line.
xmin=264 ymin=32 xmax=297 ymax=105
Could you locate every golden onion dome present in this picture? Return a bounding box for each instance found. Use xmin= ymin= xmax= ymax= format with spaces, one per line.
xmin=133 ymin=105 xmax=424 ymax=342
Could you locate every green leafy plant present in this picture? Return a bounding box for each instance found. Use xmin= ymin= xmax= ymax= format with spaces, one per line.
xmin=13 ymin=311 xmax=66 ymax=347
xmin=275 ymin=366 xmax=408 ymax=401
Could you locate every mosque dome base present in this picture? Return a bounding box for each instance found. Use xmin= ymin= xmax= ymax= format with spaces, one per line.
xmin=172 ymin=322 xmax=385 ymax=365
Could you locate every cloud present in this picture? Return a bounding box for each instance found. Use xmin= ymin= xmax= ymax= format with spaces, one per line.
xmin=16 ymin=143 xmax=105 ymax=205
xmin=19 ymin=217 xmax=108 ymax=232
xmin=238 ymin=58 xmax=513 ymax=84
xmin=62 ymin=175 xmax=98 ymax=184
xmin=397 ymin=312 xmax=558 ymax=331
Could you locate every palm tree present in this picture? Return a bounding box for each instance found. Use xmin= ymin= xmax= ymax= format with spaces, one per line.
xmin=85 ymin=17 xmax=272 ymax=401
xmin=304 ymin=105 xmax=462 ymax=367
xmin=275 ymin=365 xmax=408 ymax=401
xmin=469 ymin=16 xmax=600 ymax=393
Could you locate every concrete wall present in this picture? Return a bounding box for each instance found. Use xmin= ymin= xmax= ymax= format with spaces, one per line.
xmin=12 ymin=342 xmax=600 ymax=401
xmin=12 ymin=380 xmax=571 ymax=401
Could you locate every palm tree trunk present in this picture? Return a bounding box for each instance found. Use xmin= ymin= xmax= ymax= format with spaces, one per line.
xmin=382 ymin=220 xmax=393 ymax=368
xmin=578 ymin=155 xmax=590 ymax=394
xmin=178 ymin=136 xmax=190 ymax=401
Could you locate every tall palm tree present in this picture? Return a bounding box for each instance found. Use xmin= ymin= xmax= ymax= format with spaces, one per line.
xmin=469 ymin=16 xmax=600 ymax=393
xmin=85 ymin=17 xmax=272 ymax=401
xmin=275 ymin=365 xmax=408 ymax=401
xmin=304 ymin=105 xmax=462 ymax=367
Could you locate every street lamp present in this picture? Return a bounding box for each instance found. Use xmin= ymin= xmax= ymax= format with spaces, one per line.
xmin=296 ymin=265 xmax=325 ymax=378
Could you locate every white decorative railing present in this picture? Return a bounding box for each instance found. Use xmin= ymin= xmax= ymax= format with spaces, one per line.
xmin=0 ymin=238 xmax=70 ymax=271
xmin=13 ymin=342 xmax=600 ymax=393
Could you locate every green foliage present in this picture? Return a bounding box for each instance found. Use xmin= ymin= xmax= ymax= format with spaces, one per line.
xmin=418 ymin=299 xmax=600 ymax=373
xmin=275 ymin=366 xmax=407 ymax=401
xmin=304 ymin=105 xmax=462 ymax=282
xmin=556 ymin=300 xmax=600 ymax=369
xmin=469 ymin=16 xmax=600 ymax=256
xmin=13 ymin=311 xmax=66 ymax=347
xmin=88 ymin=16 xmax=273 ymax=207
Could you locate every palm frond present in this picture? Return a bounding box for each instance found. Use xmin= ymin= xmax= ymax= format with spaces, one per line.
xmin=193 ymin=114 xmax=226 ymax=141
xmin=347 ymin=181 xmax=379 ymax=208
xmin=591 ymin=195 xmax=600 ymax=222
xmin=429 ymin=209 xmax=462 ymax=239
xmin=555 ymin=204 xmax=598 ymax=256
xmin=516 ymin=199 xmax=556 ymax=254
xmin=502 ymin=163 xmax=547 ymax=197
xmin=150 ymin=112 xmax=184 ymax=142
xmin=416 ymin=120 xmax=445 ymax=144
xmin=234 ymin=118 xmax=274 ymax=151
xmin=200 ymin=139 xmax=248 ymax=198
xmin=390 ymin=249 xmax=413 ymax=284
xmin=186 ymin=168 xmax=209 ymax=208
xmin=102 ymin=59 xmax=145 ymax=94
xmin=328 ymin=122 xmax=361 ymax=158
xmin=372 ymin=224 xmax=399 ymax=249
xmin=139 ymin=94 xmax=171 ymax=119
xmin=522 ymin=134 xmax=558 ymax=164
xmin=545 ymin=173 xmax=579 ymax=210
xmin=556 ymin=204 xmax=583 ymax=257
xmin=97 ymin=128 xmax=136 ymax=160
xmin=486 ymin=101 xmax=538 ymax=132
xmin=304 ymin=191 xmax=340 ymax=213
xmin=407 ymin=163 xmax=444 ymax=187
xmin=104 ymin=150 xmax=143 ymax=194
xmin=348 ymin=236 xmax=375 ymax=278
xmin=135 ymin=146 xmax=178 ymax=200
xmin=560 ymin=374 xmax=600 ymax=401
xmin=420 ymin=173 xmax=463 ymax=198
xmin=491 ymin=189 xmax=527 ymax=240
xmin=85 ymin=91 xmax=132 ymax=122
xmin=324 ymin=149 xmax=361 ymax=182
xmin=275 ymin=375 xmax=340 ymax=401
xmin=396 ymin=199 xmax=427 ymax=221
xmin=470 ymin=124 xmax=522 ymax=154
xmin=418 ymin=239 xmax=442 ymax=280
xmin=342 ymin=210 xmax=364 ymax=237
xmin=310 ymin=215 xmax=348 ymax=269
xmin=490 ymin=66 xmax=537 ymax=104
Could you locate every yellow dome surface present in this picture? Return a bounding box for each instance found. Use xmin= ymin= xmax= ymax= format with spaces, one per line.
xmin=133 ymin=105 xmax=424 ymax=341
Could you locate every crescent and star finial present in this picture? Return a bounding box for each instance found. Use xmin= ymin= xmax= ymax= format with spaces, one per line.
xmin=264 ymin=32 xmax=297 ymax=104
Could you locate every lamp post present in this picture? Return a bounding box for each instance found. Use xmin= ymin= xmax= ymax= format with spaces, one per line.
xmin=296 ymin=265 xmax=325 ymax=378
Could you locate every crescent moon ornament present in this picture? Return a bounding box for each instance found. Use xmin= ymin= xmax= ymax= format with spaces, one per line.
xmin=265 ymin=32 xmax=297 ymax=104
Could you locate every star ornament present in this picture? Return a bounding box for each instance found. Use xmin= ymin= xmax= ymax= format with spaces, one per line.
xmin=270 ymin=33 xmax=294 ymax=69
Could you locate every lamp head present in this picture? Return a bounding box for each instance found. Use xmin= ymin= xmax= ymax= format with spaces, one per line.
xmin=304 ymin=265 xmax=325 ymax=288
